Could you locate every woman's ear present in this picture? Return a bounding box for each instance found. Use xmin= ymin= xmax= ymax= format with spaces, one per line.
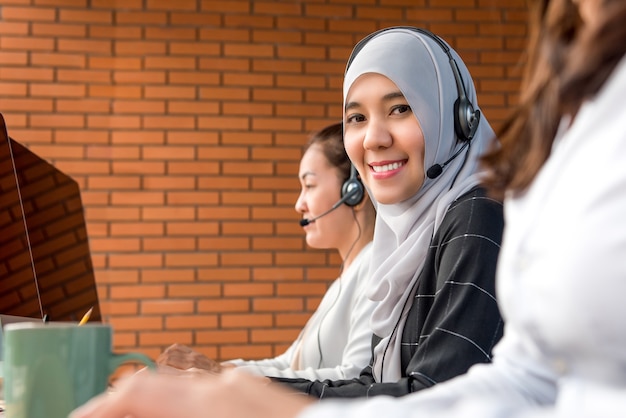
xmin=352 ymin=191 xmax=374 ymax=213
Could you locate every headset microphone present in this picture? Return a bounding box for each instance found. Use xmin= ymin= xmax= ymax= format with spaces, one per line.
xmin=299 ymin=187 xmax=360 ymax=227
xmin=299 ymin=206 xmax=336 ymax=227
xmin=426 ymin=140 xmax=470 ymax=179
xmin=299 ymin=164 xmax=364 ymax=227
xmin=426 ymin=109 xmax=481 ymax=179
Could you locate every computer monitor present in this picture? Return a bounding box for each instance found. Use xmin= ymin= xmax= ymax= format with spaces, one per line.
xmin=0 ymin=113 xmax=101 ymax=322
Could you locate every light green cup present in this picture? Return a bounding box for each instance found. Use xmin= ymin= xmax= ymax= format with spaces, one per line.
xmin=3 ymin=322 xmax=155 ymax=418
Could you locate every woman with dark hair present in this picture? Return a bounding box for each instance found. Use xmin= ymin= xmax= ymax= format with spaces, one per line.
xmin=228 ymin=122 xmax=377 ymax=380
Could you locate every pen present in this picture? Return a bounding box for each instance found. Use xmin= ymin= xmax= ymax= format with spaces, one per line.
xmin=78 ymin=307 xmax=93 ymax=326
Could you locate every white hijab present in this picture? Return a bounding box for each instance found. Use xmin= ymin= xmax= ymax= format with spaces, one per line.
xmin=343 ymin=28 xmax=496 ymax=382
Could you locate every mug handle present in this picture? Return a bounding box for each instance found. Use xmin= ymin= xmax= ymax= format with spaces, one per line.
xmin=109 ymin=352 xmax=156 ymax=374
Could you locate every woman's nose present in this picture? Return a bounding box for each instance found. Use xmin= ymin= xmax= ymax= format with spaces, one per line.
xmin=362 ymin=118 xmax=392 ymax=150
xmin=294 ymin=190 xmax=307 ymax=213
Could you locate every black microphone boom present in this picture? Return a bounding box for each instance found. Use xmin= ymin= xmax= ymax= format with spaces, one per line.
xmin=299 ymin=217 xmax=315 ymax=227
xmin=299 ymin=187 xmax=360 ymax=227
xmin=299 ymin=197 xmax=346 ymax=226
xmin=425 ymin=140 xmax=469 ymax=179
xmin=426 ymin=110 xmax=480 ymax=179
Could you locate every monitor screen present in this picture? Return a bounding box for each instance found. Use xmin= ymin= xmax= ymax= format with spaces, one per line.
xmin=0 ymin=114 xmax=101 ymax=322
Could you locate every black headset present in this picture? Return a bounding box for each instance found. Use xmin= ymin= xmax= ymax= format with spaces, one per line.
xmin=345 ymin=27 xmax=481 ymax=179
xmin=298 ymin=162 xmax=364 ymax=227
xmin=341 ymin=164 xmax=365 ymax=207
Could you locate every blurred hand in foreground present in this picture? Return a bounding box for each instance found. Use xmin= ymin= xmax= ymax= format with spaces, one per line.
xmin=70 ymin=368 xmax=313 ymax=418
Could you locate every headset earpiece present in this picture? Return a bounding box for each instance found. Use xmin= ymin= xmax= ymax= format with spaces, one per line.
xmin=341 ymin=164 xmax=364 ymax=207
xmin=454 ymin=95 xmax=478 ymax=142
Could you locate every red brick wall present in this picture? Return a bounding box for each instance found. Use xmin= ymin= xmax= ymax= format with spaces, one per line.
xmin=0 ymin=0 xmax=528 ymax=361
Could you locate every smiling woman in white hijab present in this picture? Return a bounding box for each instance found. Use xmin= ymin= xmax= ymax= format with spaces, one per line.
xmin=266 ymin=26 xmax=505 ymax=398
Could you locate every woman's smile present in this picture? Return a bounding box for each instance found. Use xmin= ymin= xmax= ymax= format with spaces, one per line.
xmin=369 ymin=160 xmax=407 ymax=180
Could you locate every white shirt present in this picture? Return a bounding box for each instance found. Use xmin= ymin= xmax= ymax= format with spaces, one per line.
xmin=298 ymin=56 xmax=626 ymax=418
xmin=229 ymin=242 xmax=375 ymax=380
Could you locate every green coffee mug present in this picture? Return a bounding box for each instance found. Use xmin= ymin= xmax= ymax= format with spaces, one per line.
xmin=3 ymin=322 xmax=155 ymax=418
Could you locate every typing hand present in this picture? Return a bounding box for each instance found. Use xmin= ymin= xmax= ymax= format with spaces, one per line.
xmin=156 ymin=343 xmax=222 ymax=374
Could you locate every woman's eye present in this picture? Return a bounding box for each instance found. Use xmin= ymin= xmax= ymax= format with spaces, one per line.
xmin=391 ymin=104 xmax=411 ymax=115
xmin=345 ymin=113 xmax=365 ymax=124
